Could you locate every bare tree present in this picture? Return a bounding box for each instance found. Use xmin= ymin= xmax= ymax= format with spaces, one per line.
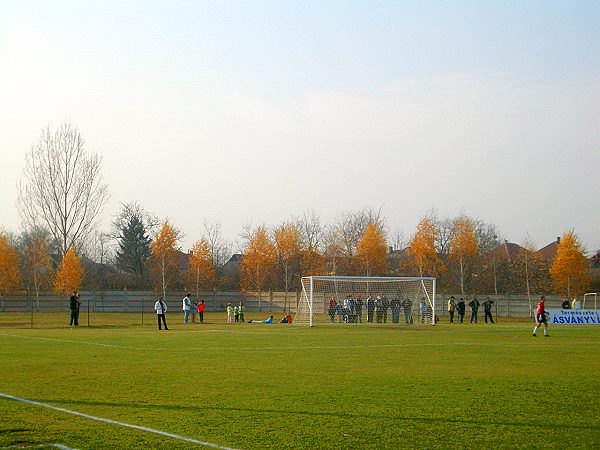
xmin=472 ymin=218 xmax=501 ymax=255
xmin=293 ymin=209 xmax=324 ymax=253
xmin=330 ymin=207 xmax=387 ymax=258
xmin=389 ymin=227 xmax=407 ymax=251
xmin=201 ymin=220 xmax=233 ymax=287
xmin=17 ymin=121 xmax=109 ymax=256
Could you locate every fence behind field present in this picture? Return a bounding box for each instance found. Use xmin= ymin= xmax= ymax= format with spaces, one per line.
xmin=0 ymin=290 xmax=572 ymax=328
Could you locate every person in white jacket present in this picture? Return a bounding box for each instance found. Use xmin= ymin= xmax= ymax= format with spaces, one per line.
xmin=182 ymin=293 xmax=192 ymax=324
xmin=154 ymin=297 xmax=169 ymax=330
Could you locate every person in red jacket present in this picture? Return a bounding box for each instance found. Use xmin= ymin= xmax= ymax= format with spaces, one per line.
xmin=533 ymin=295 xmax=549 ymax=337
xmin=197 ymin=300 xmax=206 ymax=324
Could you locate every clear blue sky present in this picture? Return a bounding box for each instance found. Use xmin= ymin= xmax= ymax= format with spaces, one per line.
xmin=1 ymin=1 xmax=599 ymax=252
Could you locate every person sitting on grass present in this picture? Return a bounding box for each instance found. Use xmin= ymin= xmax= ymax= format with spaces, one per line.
xmin=248 ymin=315 xmax=274 ymax=324
xmin=279 ymin=313 xmax=293 ymax=324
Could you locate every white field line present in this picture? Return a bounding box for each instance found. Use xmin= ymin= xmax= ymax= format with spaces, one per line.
xmin=0 ymin=444 xmax=77 ymax=449
xmin=0 ymin=393 xmax=238 ymax=450
xmin=1 ymin=332 xmax=596 ymax=352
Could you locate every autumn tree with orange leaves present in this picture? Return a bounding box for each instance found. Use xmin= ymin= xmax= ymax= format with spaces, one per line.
xmin=449 ymin=216 xmax=479 ymax=296
xmin=550 ymin=230 xmax=590 ymax=299
xmin=0 ymin=234 xmax=22 ymax=308
xmin=186 ymin=239 xmax=216 ymax=298
xmin=240 ymin=226 xmax=276 ymax=311
xmin=149 ymin=220 xmax=181 ymax=299
xmin=356 ymin=223 xmax=388 ymax=276
xmin=408 ymin=216 xmax=445 ymax=277
xmin=275 ymin=222 xmax=301 ymax=311
xmin=54 ymin=247 xmax=83 ymax=297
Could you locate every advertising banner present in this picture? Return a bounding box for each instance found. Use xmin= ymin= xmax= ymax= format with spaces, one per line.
xmin=547 ymin=309 xmax=600 ymax=325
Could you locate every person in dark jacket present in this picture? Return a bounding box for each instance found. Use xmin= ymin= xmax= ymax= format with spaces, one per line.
xmin=456 ymin=298 xmax=466 ymax=323
xmin=482 ymin=297 xmax=495 ymax=323
xmin=69 ymin=291 xmax=81 ymax=327
xmin=469 ymin=296 xmax=480 ymax=323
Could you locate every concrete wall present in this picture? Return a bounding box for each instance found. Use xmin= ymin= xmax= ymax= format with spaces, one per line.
xmin=0 ymin=290 xmax=574 ymax=318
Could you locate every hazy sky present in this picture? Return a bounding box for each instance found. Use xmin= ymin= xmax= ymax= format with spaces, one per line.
xmin=1 ymin=1 xmax=599 ymax=253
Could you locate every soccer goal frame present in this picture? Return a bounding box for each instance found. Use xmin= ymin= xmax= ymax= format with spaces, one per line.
xmin=294 ymin=275 xmax=437 ymax=327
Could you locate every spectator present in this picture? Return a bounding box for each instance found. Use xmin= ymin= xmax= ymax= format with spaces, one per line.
xmin=380 ymin=295 xmax=390 ymax=323
xmin=249 ymin=315 xmax=273 ymax=324
xmin=366 ymin=295 xmax=375 ymax=323
xmin=401 ymin=297 xmax=413 ymax=324
xmin=561 ymin=298 xmax=571 ymax=310
xmin=327 ymin=297 xmax=336 ymax=323
xmin=190 ymin=300 xmax=197 ymax=323
xmin=154 ymin=296 xmax=168 ymax=330
xmin=226 ymin=303 xmax=234 ymax=324
xmin=456 ymin=298 xmax=466 ymax=323
xmin=355 ymin=295 xmax=364 ymax=323
xmin=469 ymin=297 xmax=480 ymax=323
xmin=335 ymin=301 xmax=343 ymax=323
xmin=238 ymin=302 xmax=245 ymax=322
xmin=68 ymin=291 xmax=81 ymax=327
xmin=279 ymin=313 xmax=293 ymax=324
xmin=390 ymin=297 xmax=401 ymax=324
xmin=197 ymin=300 xmax=206 ymax=323
xmin=419 ymin=298 xmax=432 ymax=324
xmin=482 ymin=297 xmax=495 ymax=324
xmin=182 ymin=293 xmax=192 ymax=324
xmin=447 ymin=296 xmax=456 ymax=323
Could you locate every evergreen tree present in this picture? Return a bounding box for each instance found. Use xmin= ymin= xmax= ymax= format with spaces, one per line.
xmin=115 ymin=214 xmax=152 ymax=283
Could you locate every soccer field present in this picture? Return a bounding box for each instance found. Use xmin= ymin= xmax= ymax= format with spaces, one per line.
xmin=1 ymin=314 xmax=599 ymax=449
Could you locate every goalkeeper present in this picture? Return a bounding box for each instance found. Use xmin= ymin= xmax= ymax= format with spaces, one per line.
xmin=532 ymin=296 xmax=550 ymax=337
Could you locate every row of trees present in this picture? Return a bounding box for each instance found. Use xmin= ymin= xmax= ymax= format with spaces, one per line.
xmin=1 ymin=121 xmax=595 ymax=303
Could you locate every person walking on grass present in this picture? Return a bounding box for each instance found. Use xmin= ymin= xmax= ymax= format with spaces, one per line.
xmin=227 ymin=303 xmax=234 ymax=324
xmin=533 ymin=295 xmax=550 ymax=337
xmin=154 ymin=296 xmax=169 ymax=330
xmin=483 ymin=297 xmax=495 ymax=323
xmin=69 ymin=291 xmax=81 ymax=327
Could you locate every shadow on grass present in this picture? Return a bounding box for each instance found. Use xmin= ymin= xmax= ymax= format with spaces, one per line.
xmin=35 ymin=398 xmax=597 ymax=431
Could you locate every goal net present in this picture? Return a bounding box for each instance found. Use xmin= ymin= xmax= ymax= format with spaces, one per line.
xmin=294 ymin=276 xmax=436 ymax=327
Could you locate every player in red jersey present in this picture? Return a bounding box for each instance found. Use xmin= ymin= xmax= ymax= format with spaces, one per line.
xmin=533 ymin=295 xmax=550 ymax=337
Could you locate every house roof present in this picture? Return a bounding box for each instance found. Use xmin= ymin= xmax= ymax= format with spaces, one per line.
xmin=488 ymin=241 xmax=528 ymax=261
xmin=536 ymin=238 xmax=560 ymax=262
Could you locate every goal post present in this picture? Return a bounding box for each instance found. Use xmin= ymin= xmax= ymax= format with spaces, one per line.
xmin=294 ymin=276 xmax=436 ymax=327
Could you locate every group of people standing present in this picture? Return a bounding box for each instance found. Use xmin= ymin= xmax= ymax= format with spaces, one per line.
xmin=154 ymin=293 xmax=209 ymax=330
xmin=447 ymin=296 xmax=495 ymax=324
xmin=326 ymin=295 xmax=431 ymax=325
xmin=226 ymin=302 xmax=245 ymax=323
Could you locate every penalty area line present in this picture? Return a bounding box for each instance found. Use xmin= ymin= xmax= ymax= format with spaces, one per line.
xmin=0 ymin=393 xmax=239 ymax=450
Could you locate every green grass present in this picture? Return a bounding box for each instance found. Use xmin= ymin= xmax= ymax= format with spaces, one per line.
xmin=1 ymin=313 xmax=599 ymax=449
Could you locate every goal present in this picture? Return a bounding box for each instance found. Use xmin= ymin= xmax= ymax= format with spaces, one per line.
xmin=294 ymin=276 xmax=436 ymax=326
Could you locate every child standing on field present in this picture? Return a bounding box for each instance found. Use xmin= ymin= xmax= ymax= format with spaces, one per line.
xmin=227 ymin=303 xmax=234 ymax=324
xmin=234 ymin=305 xmax=240 ymax=322
xmin=238 ymin=303 xmax=245 ymax=322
